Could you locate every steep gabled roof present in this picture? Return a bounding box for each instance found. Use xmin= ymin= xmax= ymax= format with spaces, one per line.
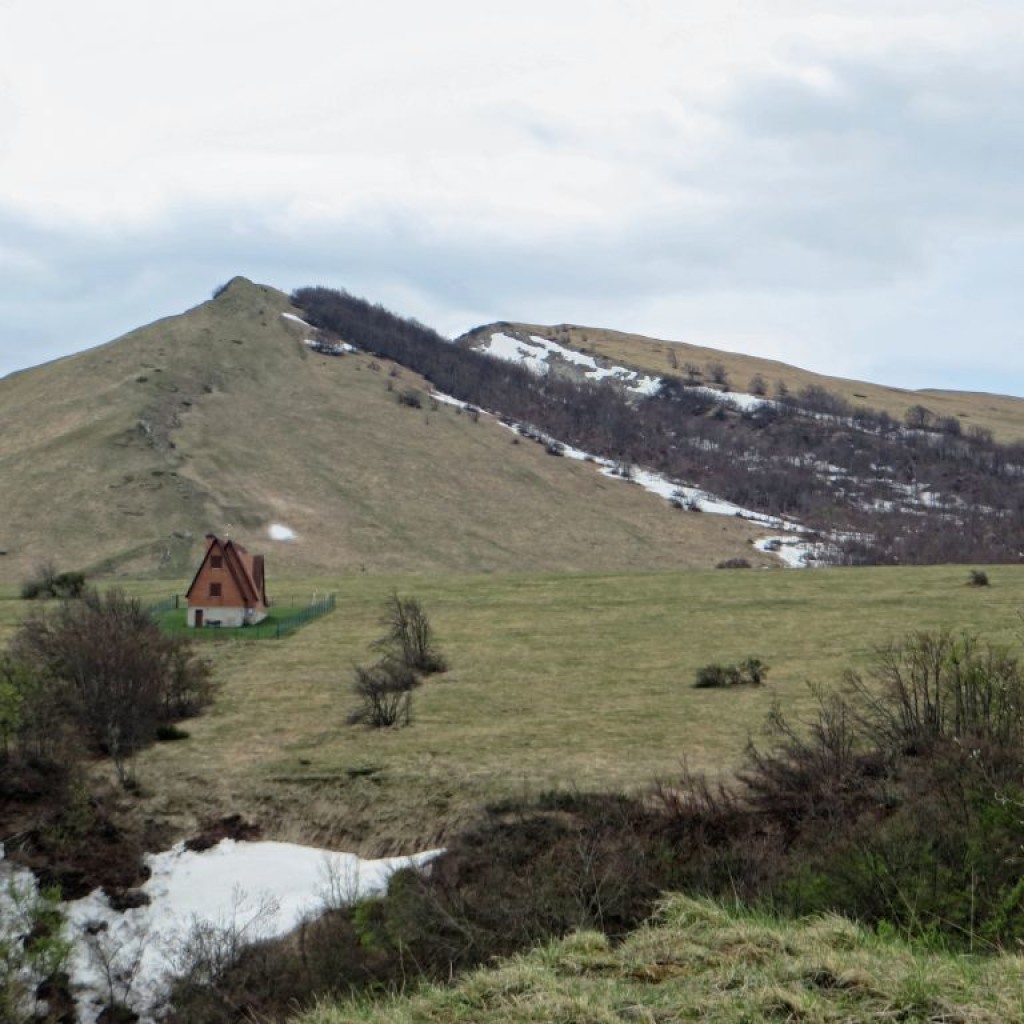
xmin=185 ymin=534 xmax=268 ymax=607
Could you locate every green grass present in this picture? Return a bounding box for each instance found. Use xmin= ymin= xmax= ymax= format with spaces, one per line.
xmin=298 ymin=893 xmax=1024 ymax=1024
xmin=3 ymin=564 xmax=1022 ymax=854
xmin=84 ymin=562 xmax=1024 ymax=855
xmin=154 ymin=600 xmax=335 ymax=639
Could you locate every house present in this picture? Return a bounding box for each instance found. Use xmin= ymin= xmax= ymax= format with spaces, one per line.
xmin=185 ymin=534 xmax=269 ymax=627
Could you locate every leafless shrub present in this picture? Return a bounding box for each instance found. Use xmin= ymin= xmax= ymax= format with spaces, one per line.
xmin=847 ymin=629 xmax=1024 ymax=757
xmin=84 ymin=923 xmax=150 ymax=1019
xmin=374 ymin=593 xmax=447 ymax=675
xmin=348 ymin=658 xmax=417 ymax=728
xmin=11 ymin=588 xmax=215 ymax=785
xmin=706 ymin=361 xmax=730 ymax=388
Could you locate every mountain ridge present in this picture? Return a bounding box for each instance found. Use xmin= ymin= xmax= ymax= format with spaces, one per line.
xmin=458 ymin=320 xmax=1024 ymax=443
xmin=0 ymin=278 xmax=771 ymax=577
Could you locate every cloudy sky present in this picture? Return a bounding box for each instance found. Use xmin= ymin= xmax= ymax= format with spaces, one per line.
xmin=2 ymin=1 xmax=1023 ymax=395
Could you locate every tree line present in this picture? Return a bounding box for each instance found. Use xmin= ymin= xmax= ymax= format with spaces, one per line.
xmin=294 ymin=286 xmax=1024 ymax=565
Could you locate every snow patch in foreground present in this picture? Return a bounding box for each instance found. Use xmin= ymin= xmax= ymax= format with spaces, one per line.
xmin=60 ymin=839 xmax=441 ymax=1023
xmin=268 ymin=523 xmax=296 ymax=541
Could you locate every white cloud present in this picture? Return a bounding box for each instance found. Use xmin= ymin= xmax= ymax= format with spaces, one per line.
xmin=1 ymin=1 xmax=1023 ymax=396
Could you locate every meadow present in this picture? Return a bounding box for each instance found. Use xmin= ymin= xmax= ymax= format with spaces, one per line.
xmin=2 ymin=564 xmax=1022 ymax=854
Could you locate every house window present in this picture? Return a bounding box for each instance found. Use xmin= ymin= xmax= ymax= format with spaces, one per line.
xmin=209 ymin=582 xmax=222 ymax=597
xmin=211 ymin=555 xmax=223 ymax=569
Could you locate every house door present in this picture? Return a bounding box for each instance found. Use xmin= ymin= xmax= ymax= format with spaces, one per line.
xmin=195 ymin=609 xmax=204 ymax=627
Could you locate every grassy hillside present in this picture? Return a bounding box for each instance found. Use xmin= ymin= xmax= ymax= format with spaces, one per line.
xmin=299 ymin=894 xmax=1024 ymax=1024
xmin=5 ymin=564 xmax=1010 ymax=856
xmin=0 ymin=278 xmax=768 ymax=579
xmin=471 ymin=321 xmax=1024 ymax=443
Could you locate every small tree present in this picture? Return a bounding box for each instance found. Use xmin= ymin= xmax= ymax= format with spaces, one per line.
xmin=12 ymin=589 xmax=215 ymax=785
xmin=374 ymin=593 xmax=447 ymax=675
xmin=904 ymin=404 xmax=935 ymax=430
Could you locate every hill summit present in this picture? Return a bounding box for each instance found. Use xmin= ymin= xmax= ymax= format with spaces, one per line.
xmin=0 ymin=279 xmax=767 ymax=577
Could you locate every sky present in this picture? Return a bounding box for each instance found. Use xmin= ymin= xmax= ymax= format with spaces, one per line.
xmin=2 ymin=0 xmax=1023 ymax=395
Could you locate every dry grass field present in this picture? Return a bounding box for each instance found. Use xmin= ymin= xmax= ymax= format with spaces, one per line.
xmin=500 ymin=321 xmax=1024 ymax=443
xmin=0 ymin=279 xmax=769 ymax=579
xmin=4 ymin=564 xmax=1019 ymax=856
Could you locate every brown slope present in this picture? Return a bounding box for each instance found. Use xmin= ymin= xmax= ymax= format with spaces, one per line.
xmin=0 ymin=279 xmax=771 ymax=578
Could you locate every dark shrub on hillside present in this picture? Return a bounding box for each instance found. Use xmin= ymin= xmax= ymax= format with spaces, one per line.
xmin=396 ymin=387 xmax=423 ymax=408
xmin=10 ymin=588 xmax=215 ymax=785
xmin=740 ymin=630 xmax=1024 ymax=940
xmin=968 ymin=568 xmax=989 ymax=586
xmin=694 ymin=664 xmax=740 ymax=688
xmin=21 ymin=563 xmax=86 ymax=600
xmin=694 ymin=657 xmax=768 ymax=688
xmin=715 ymin=558 xmax=751 ymax=569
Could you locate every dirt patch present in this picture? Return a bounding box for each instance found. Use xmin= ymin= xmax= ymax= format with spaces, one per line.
xmin=184 ymin=813 xmax=262 ymax=852
xmin=4 ymin=781 xmax=175 ymax=901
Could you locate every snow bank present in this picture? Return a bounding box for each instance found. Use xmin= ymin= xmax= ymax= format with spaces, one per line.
xmin=480 ymin=332 xmax=660 ymax=396
xmin=268 ymin=522 xmax=296 ymax=541
xmin=62 ymin=839 xmax=441 ymax=1023
xmin=281 ymin=311 xmax=313 ymax=328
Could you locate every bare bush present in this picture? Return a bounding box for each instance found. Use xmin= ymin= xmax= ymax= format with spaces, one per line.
xmin=706 ymin=361 xmax=730 ymax=387
xmin=847 ymin=629 xmax=1024 ymax=756
xmin=396 ymin=387 xmax=423 ymax=408
xmin=11 ymin=588 xmax=215 ymax=785
xmin=374 ymin=593 xmax=447 ymax=675
xmin=20 ymin=561 xmax=86 ymax=600
xmin=348 ymin=658 xmax=417 ymax=728
xmin=694 ymin=657 xmax=768 ymax=688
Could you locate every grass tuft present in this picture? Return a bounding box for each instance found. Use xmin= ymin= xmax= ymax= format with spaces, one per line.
xmin=296 ymin=894 xmax=1024 ymax=1024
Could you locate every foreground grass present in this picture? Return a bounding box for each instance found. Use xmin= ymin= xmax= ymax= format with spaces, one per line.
xmin=299 ymin=894 xmax=1024 ymax=1024
xmin=2 ymin=565 xmax=1022 ymax=853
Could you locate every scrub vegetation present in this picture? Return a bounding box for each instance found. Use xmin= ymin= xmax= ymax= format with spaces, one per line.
xmin=298 ymin=286 xmax=1024 ymax=565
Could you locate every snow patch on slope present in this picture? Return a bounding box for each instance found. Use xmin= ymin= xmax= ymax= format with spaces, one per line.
xmin=477 ymin=330 xmax=767 ymax=406
xmin=481 ymin=332 xmax=660 ymax=395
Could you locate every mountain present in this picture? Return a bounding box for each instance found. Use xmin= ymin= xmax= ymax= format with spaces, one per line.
xmin=447 ymin=321 xmax=1024 ymax=565
xmin=0 ymin=279 xmax=769 ymax=578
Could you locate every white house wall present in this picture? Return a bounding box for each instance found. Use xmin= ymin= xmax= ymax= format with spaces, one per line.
xmin=187 ymin=606 xmax=267 ymax=628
